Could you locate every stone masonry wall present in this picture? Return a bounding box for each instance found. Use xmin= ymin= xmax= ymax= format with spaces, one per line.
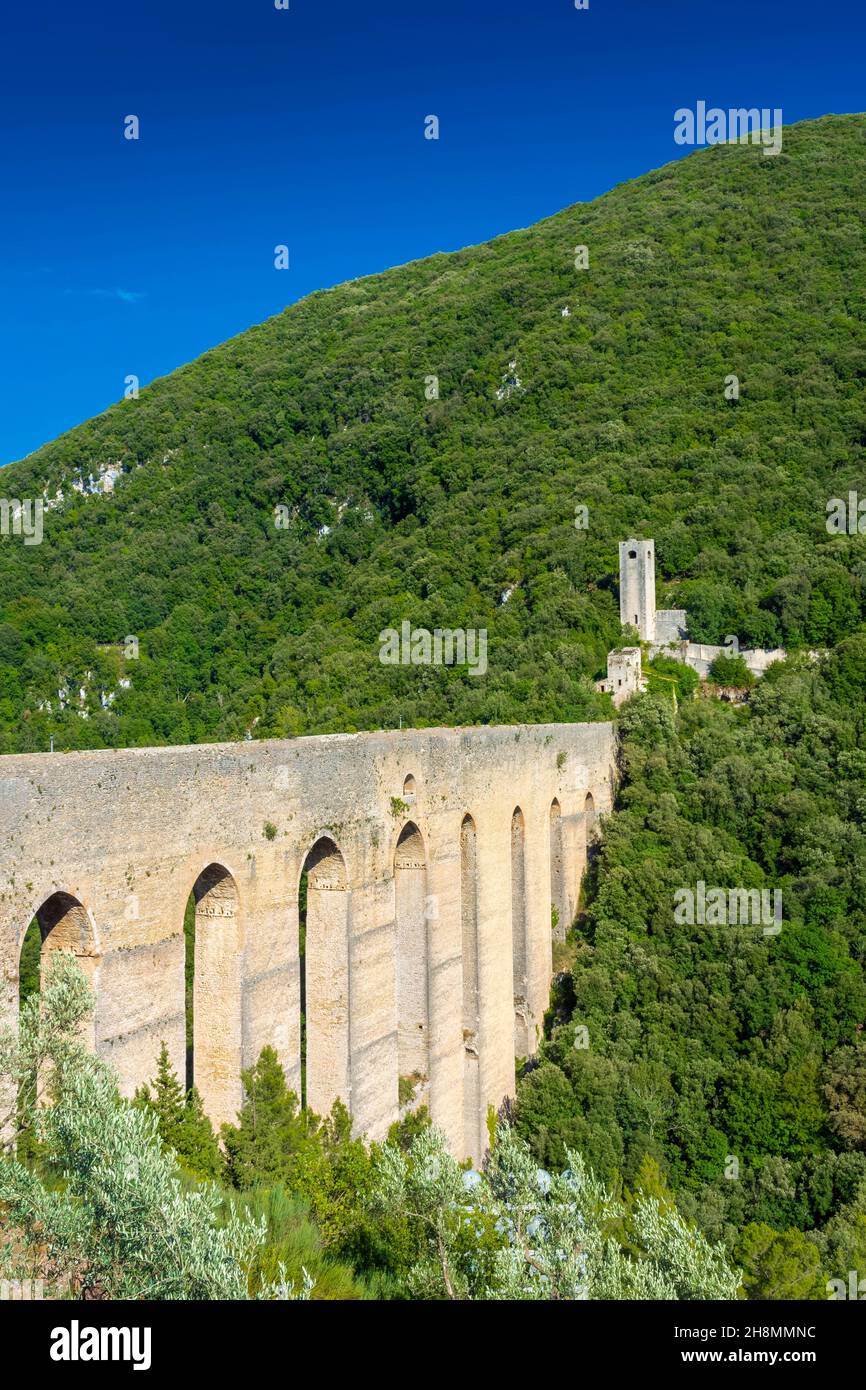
xmin=0 ymin=721 xmax=616 ymax=1164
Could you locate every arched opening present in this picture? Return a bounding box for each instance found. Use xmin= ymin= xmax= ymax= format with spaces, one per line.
xmin=461 ymin=814 xmax=481 ymax=1162
xmin=585 ymin=792 xmax=597 ymax=845
xmin=183 ymin=892 xmax=195 ymax=1089
xmin=188 ymin=864 xmax=242 ymax=1131
xmin=18 ymin=920 xmax=41 ymax=1013
xmin=394 ymin=822 xmax=429 ymax=1108
xmin=584 ymin=791 xmax=599 ymax=883
xmin=18 ymin=891 xmax=100 ymax=1038
xmin=550 ymin=799 xmax=566 ymax=942
xmin=402 ymin=774 xmax=417 ymax=803
xmin=511 ymin=808 xmax=530 ymax=1057
xmin=297 ymin=866 xmax=308 ymax=1109
xmin=11 ymin=893 xmax=98 ymax=1154
xmin=300 ymin=837 xmax=350 ymax=1118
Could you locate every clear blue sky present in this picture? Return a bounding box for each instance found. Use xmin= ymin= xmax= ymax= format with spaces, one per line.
xmin=1 ymin=0 xmax=862 ymax=466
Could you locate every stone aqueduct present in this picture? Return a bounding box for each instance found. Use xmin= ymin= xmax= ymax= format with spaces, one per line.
xmin=0 ymin=721 xmax=616 ymax=1164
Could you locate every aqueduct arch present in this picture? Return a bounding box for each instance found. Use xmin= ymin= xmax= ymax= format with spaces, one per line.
xmin=301 ymin=836 xmax=350 ymax=1119
xmin=460 ymin=813 xmax=482 ymax=1163
xmin=549 ymin=798 xmax=566 ymax=940
xmin=511 ymin=808 xmax=530 ymax=1058
xmin=188 ymin=864 xmax=243 ymax=1132
xmin=17 ymin=890 xmax=101 ymax=1049
xmin=585 ymin=791 xmax=597 ymax=843
xmin=0 ymin=721 xmax=616 ymax=1162
xmin=394 ymin=821 xmax=429 ymax=1105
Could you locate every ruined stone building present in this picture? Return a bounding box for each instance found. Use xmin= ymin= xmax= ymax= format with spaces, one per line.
xmin=596 ymin=646 xmax=645 ymax=709
xmin=602 ymin=539 xmax=785 ymax=689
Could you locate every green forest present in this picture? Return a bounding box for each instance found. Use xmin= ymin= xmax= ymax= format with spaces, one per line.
xmin=132 ymin=641 xmax=866 ymax=1298
xmin=516 ymin=644 xmax=866 ymax=1298
xmin=0 ymin=114 xmax=864 ymax=749
xmin=0 ymin=963 xmax=742 ymax=1300
xmin=1 ymin=114 xmax=865 ymax=1300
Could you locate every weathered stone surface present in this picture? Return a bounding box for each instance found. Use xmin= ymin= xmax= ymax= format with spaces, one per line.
xmin=0 ymin=721 xmax=616 ymax=1162
xmin=619 ymin=539 xmax=657 ymax=642
xmin=618 ymin=535 xmax=785 ymax=682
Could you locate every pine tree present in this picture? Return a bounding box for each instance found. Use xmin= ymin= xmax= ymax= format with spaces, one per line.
xmin=144 ymin=1043 xmax=184 ymax=1135
xmin=221 ymin=1046 xmax=309 ymax=1190
xmin=611 ymin=1154 xmax=679 ymax=1258
xmin=736 ymin=1223 xmax=828 ymax=1300
xmin=177 ymin=1085 xmax=222 ymax=1181
xmin=135 ymin=1043 xmax=220 ymax=1181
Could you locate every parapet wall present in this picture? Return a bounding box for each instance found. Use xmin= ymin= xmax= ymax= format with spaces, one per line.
xmin=651 ymin=640 xmax=787 ymax=680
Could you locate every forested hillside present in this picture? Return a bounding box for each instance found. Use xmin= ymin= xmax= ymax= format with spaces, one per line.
xmin=516 ymin=644 xmax=866 ymax=1297
xmin=1 ymin=113 xmax=864 ymax=751
xmin=3 ymin=113 xmax=866 ymax=1302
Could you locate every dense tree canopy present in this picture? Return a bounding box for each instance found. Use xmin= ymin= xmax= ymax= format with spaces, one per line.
xmin=0 ymin=115 xmax=864 ymax=750
xmin=515 ymin=652 xmax=866 ymax=1296
xmin=1 ymin=115 xmax=864 ymax=1302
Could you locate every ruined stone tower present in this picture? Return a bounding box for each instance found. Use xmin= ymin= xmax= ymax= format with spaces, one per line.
xmin=619 ymin=539 xmax=656 ymax=642
xmin=613 ymin=536 xmax=784 ymax=682
xmin=597 ymin=646 xmax=644 ymax=708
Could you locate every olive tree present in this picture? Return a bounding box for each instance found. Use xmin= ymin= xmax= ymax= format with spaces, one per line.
xmin=370 ymin=1123 xmax=741 ymax=1300
xmin=0 ymin=952 xmax=265 ymax=1300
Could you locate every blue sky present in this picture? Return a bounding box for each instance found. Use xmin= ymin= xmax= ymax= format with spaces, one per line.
xmin=1 ymin=0 xmax=862 ymax=466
